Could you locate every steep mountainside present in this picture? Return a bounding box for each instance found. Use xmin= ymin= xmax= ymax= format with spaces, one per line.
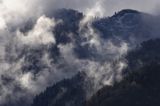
xmin=87 ymin=39 xmax=160 ymax=106
xmin=93 ymin=9 xmax=155 ymax=42
xmin=32 ymin=72 xmax=92 ymax=106
xmin=31 ymin=9 xmax=160 ymax=106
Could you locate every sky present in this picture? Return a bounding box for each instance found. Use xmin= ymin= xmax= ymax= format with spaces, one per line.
xmin=52 ymin=0 xmax=160 ymax=15
xmin=0 ymin=0 xmax=160 ymax=18
xmin=0 ymin=0 xmax=160 ymax=105
xmin=34 ymin=0 xmax=160 ymax=16
xmin=0 ymin=0 xmax=159 ymax=30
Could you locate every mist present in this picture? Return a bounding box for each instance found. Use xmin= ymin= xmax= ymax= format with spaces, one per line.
xmin=0 ymin=0 xmax=160 ymax=105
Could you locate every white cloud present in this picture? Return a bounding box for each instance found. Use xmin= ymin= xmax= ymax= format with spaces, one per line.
xmin=0 ymin=0 xmax=159 ymax=105
xmin=0 ymin=17 xmax=6 ymax=30
xmin=17 ymin=15 xmax=57 ymax=45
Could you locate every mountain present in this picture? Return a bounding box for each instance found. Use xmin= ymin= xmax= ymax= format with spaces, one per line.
xmin=126 ymin=39 xmax=160 ymax=72
xmin=30 ymin=9 xmax=160 ymax=106
xmin=31 ymin=72 xmax=92 ymax=106
xmin=93 ymin=9 xmax=155 ymax=43
xmin=86 ymin=39 xmax=160 ymax=106
xmin=87 ymin=63 xmax=160 ymax=106
xmin=53 ymin=9 xmax=83 ymax=44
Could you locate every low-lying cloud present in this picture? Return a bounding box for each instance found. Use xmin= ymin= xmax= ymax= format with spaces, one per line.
xmin=17 ymin=15 xmax=57 ymax=45
xmin=0 ymin=0 xmax=160 ymax=105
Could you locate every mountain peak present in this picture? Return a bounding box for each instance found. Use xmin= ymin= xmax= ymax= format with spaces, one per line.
xmin=113 ymin=9 xmax=140 ymax=17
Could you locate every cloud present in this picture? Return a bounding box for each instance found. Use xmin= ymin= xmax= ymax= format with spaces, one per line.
xmin=37 ymin=0 xmax=160 ymax=16
xmin=0 ymin=0 xmax=160 ymax=105
xmin=0 ymin=0 xmax=159 ymax=32
xmin=17 ymin=15 xmax=57 ymax=46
